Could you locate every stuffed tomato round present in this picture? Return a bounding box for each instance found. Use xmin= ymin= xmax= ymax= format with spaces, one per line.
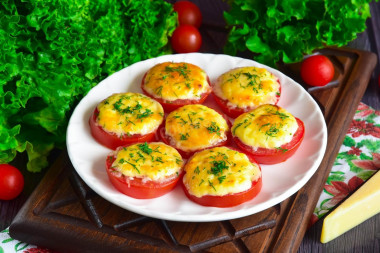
xmin=212 ymin=67 xmax=280 ymax=118
xmin=141 ymin=62 xmax=211 ymax=112
xmin=106 ymin=142 xmax=184 ymax=199
xmin=89 ymin=92 xmax=164 ymax=150
xmin=182 ymin=146 xmax=262 ymax=207
xmin=231 ymin=104 xmax=305 ymax=164
xmin=159 ymin=104 xmax=231 ymax=158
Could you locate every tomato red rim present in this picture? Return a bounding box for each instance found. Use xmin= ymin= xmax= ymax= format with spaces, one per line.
xmin=181 ymin=146 xmax=262 ymax=207
xmin=233 ymin=117 xmax=305 ymax=164
xmin=105 ymin=145 xmax=182 ymax=199
xmin=89 ymin=108 xmax=159 ymax=150
xmin=182 ymin=176 xmax=262 ymax=208
xmin=141 ymin=73 xmax=212 ymax=112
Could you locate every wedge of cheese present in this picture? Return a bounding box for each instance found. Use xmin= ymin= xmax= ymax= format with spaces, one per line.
xmin=320 ymin=171 xmax=380 ymax=243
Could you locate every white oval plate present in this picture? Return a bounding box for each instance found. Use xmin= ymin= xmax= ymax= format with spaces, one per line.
xmin=66 ymin=53 xmax=327 ymax=222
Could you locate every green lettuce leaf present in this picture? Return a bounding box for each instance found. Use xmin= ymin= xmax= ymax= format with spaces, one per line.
xmin=0 ymin=0 xmax=177 ymax=172
xmin=224 ymin=0 xmax=373 ymax=67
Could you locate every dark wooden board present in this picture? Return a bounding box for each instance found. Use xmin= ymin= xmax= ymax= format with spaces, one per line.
xmin=8 ymin=47 xmax=376 ymax=253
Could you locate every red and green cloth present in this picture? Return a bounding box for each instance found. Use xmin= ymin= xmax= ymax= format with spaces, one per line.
xmin=311 ymin=102 xmax=380 ymax=225
xmin=1 ymin=102 xmax=379 ymax=252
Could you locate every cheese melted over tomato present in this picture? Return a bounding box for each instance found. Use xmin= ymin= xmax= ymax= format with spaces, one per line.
xmin=183 ymin=147 xmax=261 ymax=197
xmin=96 ymin=93 xmax=164 ymax=137
xmin=213 ymin=67 xmax=280 ymax=109
xmin=110 ymin=142 xmax=183 ymax=181
xmin=143 ymin=62 xmax=211 ymax=101
xmin=232 ymin=104 xmax=298 ymax=149
xmin=165 ymin=104 xmax=229 ymax=152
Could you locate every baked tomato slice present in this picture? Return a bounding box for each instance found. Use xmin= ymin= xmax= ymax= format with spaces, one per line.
xmin=181 ymin=146 xmax=262 ymax=207
xmin=212 ymin=89 xmax=281 ymax=119
xmin=158 ymin=110 xmax=232 ymax=159
xmin=105 ymin=143 xmax=183 ymax=199
xmin=141 ymin=73 xmax=211 ymax=112
xmin=89 ymin=108 xmax=157 ymax=150
xmin=234 ymin=118 xmax=305 ymax=164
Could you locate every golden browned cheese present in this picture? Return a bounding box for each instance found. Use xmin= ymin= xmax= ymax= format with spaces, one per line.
xmin=183 ymin=147 xmax=261 ymax=197
xmin=110 ymin=142 xmax=183 ymax=181
xmin=96 ymin=93 xmax=164 ymax=136
xmin=165 ymin=104 xmax=229 ymax=152
xmin=142 ymin=62 xmax=211 ymax=101
xmin=213 ymin=67 xmax=280 ymax=109
xmin=232 ymin=104 xmax=298 ymax=149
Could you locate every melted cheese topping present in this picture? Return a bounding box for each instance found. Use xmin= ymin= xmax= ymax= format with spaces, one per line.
xmin=232 ymin=104 xmax=298 ymax=149
xmin=165 ymin=104 xmax=229 ymax=152
xmin=213 ymin=67 xmax=280 ymax=109
xmin=96 ymin=93 xmax=164 ymax=136
xmin=110 ymin=142 xmax=183 ymax=181
xmin=183 ymin=147 xmax=261 ymax=197
xmin=143 ymin=62 xmax=211 ymax=101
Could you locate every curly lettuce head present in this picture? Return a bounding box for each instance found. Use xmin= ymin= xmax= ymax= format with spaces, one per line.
xmin=224 ymin=0 xmax=372 ymax=67
xmin=0 ymin=0 xmax=177 ymax=172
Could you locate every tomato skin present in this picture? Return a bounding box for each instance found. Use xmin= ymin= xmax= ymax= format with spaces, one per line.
xmin=141 ymin=73 xmax=211 ymax=113
xmin=0 ymin=164 xmax=24 ymax=200
xmin=182 ymin=177 xmax=262 ymax=208
xmin=182 ymin=146 xmax=262 ymax=207
xmin=173 ymin=1 xmax=202 ymax=28
xmin=171 ymin=25 xmax=202 ymax=53
xmin=105 ymin=150 xmax=181 ymax=199
xmin=211 ymin=83 xmax=281 ymax=119
xmin=234 ymin=118 xmax=305 ymax=164
xmin=300 ymin=55 xmax=335 ymax=87
xmin=89 ymin=108 xmax=157 ymax=150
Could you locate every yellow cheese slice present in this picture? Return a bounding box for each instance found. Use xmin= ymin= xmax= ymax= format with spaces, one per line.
xmin=143 ymin=62 xmax=210 ymax=101
xmin=320 ymin=171 xmax=380 ymax=243
xmin=213 ymin=66 xmax=280 ymax=109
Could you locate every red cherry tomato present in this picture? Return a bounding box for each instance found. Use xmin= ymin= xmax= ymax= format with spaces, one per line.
xmin=171 ymin=25 xmax=202 ymax=53
xmin=0 ymin=164 xmax=24 ymax=200
xmin=234 ymin=118 xmax=305 ymax=164
xmin=173 ymin=1 xmax=202 ymax=28
xmin=89 ymin=108 xmax=158 ymax=150
xmin=105 ymin=149 xmax=181 ymax=199
xmin=181 ymin=147 xmax=262 ymax=207
xmin=300 ymin=55 xmax=335 ymax=87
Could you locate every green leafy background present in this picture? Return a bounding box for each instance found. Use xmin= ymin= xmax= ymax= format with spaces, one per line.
xmin=224 ymin=0 xmax=373 ymax=67
xmin=0 ymin=0 xmax=177 ymax=172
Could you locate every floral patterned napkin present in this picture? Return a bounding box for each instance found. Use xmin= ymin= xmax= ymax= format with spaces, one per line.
xmin=310 ymin=102 xmax=380 ymax=225
xmin=1 ymin=103 xmax=379 ymax=252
